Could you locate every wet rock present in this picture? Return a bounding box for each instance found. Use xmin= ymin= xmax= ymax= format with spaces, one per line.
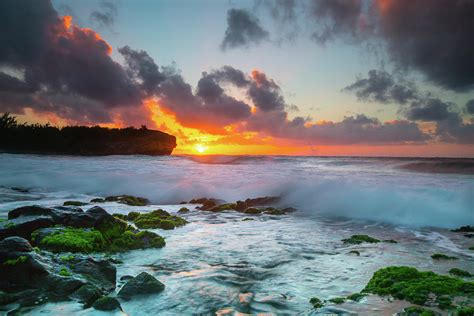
xmin=244 ymin=196 xmax=280 ymax=207
xmin=309 ymin=297 xmax=324 ymax=308
xmin=348 ymin=250 xmax=360 ymax=256
xmin=8 ymin=205 xmax=56 ymax=220
xmin=178 ymin=207 xmax=190 ymax=214
xmin=132 ymin=209 xmax=187 ymax=230
xmin=342 ymin=235 xmax=380 ymax=245
xmin=11 ymin=187 xmax=30 ymax=193
xmin=70 ymin=257 xmax=116 ymax=291
xmin=346 ymin=293 xmax=366 ymax=301
xmin=241 ymin=207 xmax=261 ymax=214
xmin=0 ymin=237 xmax=118 ymax=310
xmin=63 ymin=201 xmax=88 ymax=206
xmin=120 ymin=275 xmax=134 ymax=281
xmin=92 ymin=296 xmax=122 ymax=311
xmin=208 ymin=203 xmax=237 ymax=212
xmin=118 ymin=272 xmax=165 ymax=299
xmin=0 ymin=236 xmax=33 ymax=252
xmin=363 ymin=266 xmax=473 ymax=310
xmin=431 ymin=253 xmax=458 ymax=260
xmin=104 ymin=195 xmax=149 ymax=206
xmin=32 ymin=227 xmax=106 ymax=253
xmin=71 ymin=284 xmax=103 ymax=307
xmin=0 ymin=217 xmax=54 ymax=240
xmin=451 ymin=225 xmax=474 ymax=233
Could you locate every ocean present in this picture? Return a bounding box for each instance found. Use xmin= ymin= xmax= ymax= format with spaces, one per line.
xmin=0 ymin=154 xmax=473 ymax=315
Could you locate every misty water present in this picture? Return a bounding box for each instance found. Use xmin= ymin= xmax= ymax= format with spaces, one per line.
xmin=0 ymin=154 xmax=473 ymax=315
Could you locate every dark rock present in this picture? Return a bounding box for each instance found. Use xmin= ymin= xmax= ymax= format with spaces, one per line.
xmin=104 ymin=195 xmax=149 ymax=206
xmin=70 ymin=257 xmax=116 ymax=292
xmin=451 ymin=225 xmax=474 ymax=233
xmin=200 ymin=199 xmax=217 ymax=210
xmin=118 ymin=272 xmax=165 ymax=299
xmin=11 ymin=187 xmax=30 ymax=193
xmin=244 ymin=196 xmax=279 ymax=207
xmin=178 ymin=207 xmax=190 ymax=214
xmin=0 ymin=237 xmax=33 ymax=252
xmin=0 ymin=217 xmax=54 ymax=241
xmin=242 ymin=207 xmax=261 ymax=214
xmin=8 ymin=205 xmax=56 ymax=220
xmin=120 ymin=275 xmax=134 ymax=281
xmin=92 ymin=296 xmax=122 ymax=311
xmin=63 ymin=201 xmax=88 ymax=206
xmin=71 ymin=284 xmax=103 ymax=307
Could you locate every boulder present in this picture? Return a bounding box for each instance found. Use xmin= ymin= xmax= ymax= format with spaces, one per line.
xmin=0 ymin=236 xmax=33 ymax=252
xmin=92 ymin=296 xmax=122 ymax=311
xmin=71 ymin=284 xmax=103 ymax=307
xmin=118 ymin=272 xmax=165 ymax=299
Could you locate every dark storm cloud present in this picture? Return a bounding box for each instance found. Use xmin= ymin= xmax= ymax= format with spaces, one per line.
xmin=221 ymin=9 xmax=269 ymax=50
xmin=436 ymin=113 xmax=474 ymax=144
xmin=0 ymin=0 xmax=57 ymax=65
xmin=156 ymin=67 xmax=252 ymax=132
xmin=248 ymin=70 xmax=286 ymax=112
xmin=119 ymin=46 xmax=166 ymax=95
xmin=343 ymin=69 xmax=418 ymax=104
xmin=405 ymin=98 xmax=452 ymax=122
xmin=465 ymin=100 xmax=474 ymax=115
xmin=229 ymin=0 xmax=474 ymax=92
xmin=0 ymin=0 xmax=144 ymax=125
xmin=308 ymin=0 xmax=365 ymax=44
xmin=376 ymin=0 xmax=474 ymax=91
xmin=90 ymin=1 xmax=118 ymax=28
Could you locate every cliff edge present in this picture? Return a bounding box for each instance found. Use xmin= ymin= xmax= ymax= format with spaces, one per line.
xmin=0 ymin=114 xmax=176 ymax=156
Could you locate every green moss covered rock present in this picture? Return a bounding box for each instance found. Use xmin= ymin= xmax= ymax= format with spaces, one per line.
xmin=346 ymin=293 xmax=366 ymax=301
xmin=35 ymin=227 xmax=106 ymax=253
xmin=133 ymin=210 xmax=187 ymax=230
xmin=118 ymin=272 xmax=165 ymax=299
xmin=104 ymin=195 xmax=149 ymax=206
xmin=309 ymin=297 xmax=324 ymax=308
xmin=402 ymin=306 xmax=437 ymax=316
xmin=63 ymin=201 xmax=88 ymax=206
xmin=449 ymin=268 xmax=472 ymax=278
xmin=328 ymin=297 xmax=345 ymax=304
xmin=342 ymin=234 xmax=380 ymax=245
xmin=33 ymin=225 xmax=165 ymax=253
xmin=92 ymin=296 xmax=122 ymax=311
xmin=362 ymin=266 xmax=474 ymax=310
xmin=431 ymin=253 xmax=458 ymax=260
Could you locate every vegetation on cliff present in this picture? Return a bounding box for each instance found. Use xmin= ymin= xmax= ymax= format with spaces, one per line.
xmin=0 ymin=113 xmax=176 ymax=155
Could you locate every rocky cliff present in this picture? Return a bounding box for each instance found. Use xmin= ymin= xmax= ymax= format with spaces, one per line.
xmin=0 ymin=115 xmax=176 ymax=156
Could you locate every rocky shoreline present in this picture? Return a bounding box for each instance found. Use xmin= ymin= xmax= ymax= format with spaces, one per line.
xmin=1 ymin=194 xmax=473 ymax=315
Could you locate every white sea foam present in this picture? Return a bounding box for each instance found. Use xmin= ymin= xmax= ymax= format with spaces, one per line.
xmin=0 ymin=154 xmax=472 ymax=228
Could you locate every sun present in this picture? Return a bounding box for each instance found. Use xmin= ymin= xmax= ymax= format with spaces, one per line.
xmin=195 ymin=144 xmax=207 ymax=154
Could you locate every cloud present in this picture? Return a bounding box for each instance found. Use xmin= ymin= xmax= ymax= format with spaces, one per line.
xmin=236 ymin=1 xmax=474 ymax=92
xmin=248 ymin=70 xmax=286 ymax=111
xmin=0 ymin=0 xmax=143 ymax=125
xmin=90 ymin=1 xmax=117 ymax=28
xmin=343 ymin=69 xmax=417 ymax=104
xmin=308 ymin=0 xmax=366 ymax=44
xmin=436 ymin=113 xmax=474 ymax=144
xmin=466 ymin=99 xmax=474 ymax=115
xmin=221 ymin=9 xmax=269 ymax=50
xmin=375 ymin=0 xmax=474 ymax=91
xmin=405 ymin=98 xmax=453 ymax=122
xmin=119 ymin=45 xmax=166 ymax=94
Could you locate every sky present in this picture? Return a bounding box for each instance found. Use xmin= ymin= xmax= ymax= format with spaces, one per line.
xmin=1 ymin=0 xmax=474 ymax=156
